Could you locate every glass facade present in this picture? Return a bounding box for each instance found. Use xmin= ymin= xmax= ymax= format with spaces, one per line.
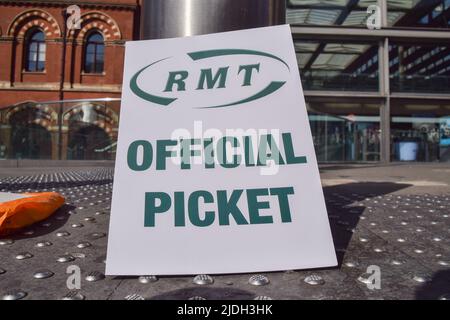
xmin=291 ymin=0 xmax=450 ymax=163
xmin=287 ymin=0 xmax=378 ymax=27
xmin=387 ymin=0 xmax=450 ymax=28
xmin=308 ymin=101 xmax=381 ymax=162
xmin=0 ymin=2 xmax=449 ymax=164
xmin=390 ymin=42 xmax=450 ymax=94
xmin=391 ymin=101 xmax=450 ymax=162
xmin=295 ymin=40 xmax=379 ymax=91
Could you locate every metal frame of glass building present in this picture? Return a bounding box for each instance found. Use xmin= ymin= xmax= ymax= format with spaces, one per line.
xmin=289 ymin=0 xmax=450 ymax=163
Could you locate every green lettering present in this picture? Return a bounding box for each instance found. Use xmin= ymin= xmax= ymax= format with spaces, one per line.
xmin=144 ymin=192 xmax=171 ymax=227
xmin=283 ymin=133 xmax=307 ymax=164
xmin=217 ymin=136 xmax=241 ymax=168
xmin=270 ymin=187 xmax=294 ymax=223
xmin=127 ymin=140 xmax=153 ymax=171
xmin=217 ymin=190 xmax=248 ymax=226
xmin=156 ymin=139 xmax=178 ymax=170
xmin=257 ymin=134 xmax=285 ymax=166
xmin=188 ymin=191 xmax=215 ymax=227
xmin=197 ymin=67 xmax=229 ymax=90
xmin=238 ymin=63 xmax=260 ymax=86
xmin=174 ymin=192 xmax=186 ymax=227
xmin=246 ymin=189 xmax=273 ymax=224
xmin=164 ymin=71 xmax=188 ymax=92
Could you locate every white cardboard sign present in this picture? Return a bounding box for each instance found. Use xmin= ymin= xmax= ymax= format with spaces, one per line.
xmin=106 ymin=25 xmax=337 ymax=275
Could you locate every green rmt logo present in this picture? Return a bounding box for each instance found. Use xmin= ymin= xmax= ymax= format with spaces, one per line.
xmin=130 ymin=49 xmax=290 ymax=109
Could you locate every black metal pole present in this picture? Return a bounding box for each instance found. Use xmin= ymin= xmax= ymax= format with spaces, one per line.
xmin=58 ymin=9 xmax=68 ymax=160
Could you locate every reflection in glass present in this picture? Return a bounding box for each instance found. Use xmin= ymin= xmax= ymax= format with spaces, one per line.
xmin=287 ymin=0 xmax=450 ymax=28
xmin=390 ymin=43 xmax=450 ymax=94
xmin=307 ymin=101 xmax=381 ymax=161
xmin=287 ymin=0 xmax=377 ymax=27
xmin=388 ymin=0 xmax=450 ymax=28
xmin=0 ymin=100 xmax=120 ymax=161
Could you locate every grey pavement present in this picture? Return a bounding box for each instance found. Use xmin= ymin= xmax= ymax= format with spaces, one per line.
xmin=0 ymin=163 xmax=449 ymax=300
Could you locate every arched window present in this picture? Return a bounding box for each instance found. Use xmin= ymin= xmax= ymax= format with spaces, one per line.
xmin=25 ymin=30 xmax=46 ymax=72
xmin=84 ymin=32 xmax=104 ymax=74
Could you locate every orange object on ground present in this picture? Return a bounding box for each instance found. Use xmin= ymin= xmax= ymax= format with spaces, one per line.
xmin=0 ymin=192 xmax=65 ymax=236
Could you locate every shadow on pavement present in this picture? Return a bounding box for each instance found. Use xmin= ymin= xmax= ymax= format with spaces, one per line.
xmin=323 ymin=181 xmax=412 ymax=266
xmin=415 ymin=269 xmax=450 ymax=300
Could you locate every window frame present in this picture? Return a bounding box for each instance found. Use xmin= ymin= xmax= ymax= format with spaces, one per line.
xmin=24 ymin=29 xmax=46 ymax=73
xmin=83 ymin=31 xmax=105 ymax=74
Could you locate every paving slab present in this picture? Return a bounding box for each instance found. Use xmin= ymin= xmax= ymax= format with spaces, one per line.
xmin=0 ymin=165 xmax=449 ymax=300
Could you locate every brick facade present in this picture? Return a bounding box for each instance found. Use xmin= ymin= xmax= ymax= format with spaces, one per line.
xmin=0 ymin=0 xmax=140 ymax=108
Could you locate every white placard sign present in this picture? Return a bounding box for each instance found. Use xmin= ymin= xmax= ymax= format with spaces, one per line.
xmin=106 ymin=25 xmax=337 ymax=275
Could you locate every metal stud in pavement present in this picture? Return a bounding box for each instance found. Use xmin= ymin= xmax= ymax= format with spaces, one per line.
xmin=16 ymin=252 xmax=33 ymax=260
xmin=344 ymin=262 xmax=358 ymax=268
xmin=2 ymin=290 xmax=27 ymax=300
xmin=89 ymin=232 xmax=106 ymax=239
xmin=189 ymin=296 xmax=206 ymax=300
xmin=33 ymin=270 xmax=54 ymax=279
xmin=413 ymin=275 xmax=429 ymax=283
xmin=248 ymin=274 xmax=269 ymax=286
xmin=357 ymin=275 xmax=372 ymax=285
xmin=304 ymin=274 xmax=325 ymax=285
xmin=125 ymin=294 xmax=144 ymax=300
xmin=391 ymin=259 xmax=405 ymax=266
xmin=62 ymin=291 xmax=85 ymax=300
xmin=0 ymin=268 xmax=6 ymax=274
xmin=57 ymin=254 xmax=75 ymax=263
xmin=71 ymin=223 xmax=83 ymax=228
xmin=85 ymin=271 xmax=105 ymax=282
xmin=35 ymin=241 xmax=52 ymax=248
xmin=138 ymin=275 xmax=158 ymax=284
xmin=56 ymin=231 xmax=70 ymax=237
xmin=84 ymin=217 xmax=96 ymax=222
xmin=193 ymin=274 xmax=214 ymax=285
xmin=254 ymin=296 xmax=273 ymax=300
xmin=76 ymin=242 xmax=92 ymax=249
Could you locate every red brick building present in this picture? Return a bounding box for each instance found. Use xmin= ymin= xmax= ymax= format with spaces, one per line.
xmin=0 ymin=0 xmax=140 ymax=107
